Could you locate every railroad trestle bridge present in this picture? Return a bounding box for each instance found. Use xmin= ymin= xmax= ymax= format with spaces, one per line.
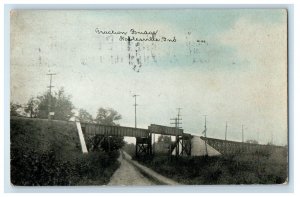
xmin=201 ymin=136 xmax=286 ymax=155
xmin=80 ymin=122 xmax=192 ymax=157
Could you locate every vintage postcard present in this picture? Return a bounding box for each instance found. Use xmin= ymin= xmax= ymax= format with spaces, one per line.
xmin=10 ymin=9 xmax=288 ymax=186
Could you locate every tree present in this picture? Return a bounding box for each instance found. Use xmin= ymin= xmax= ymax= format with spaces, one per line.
xmin=53 ymin=88 xmax=74 ymax=120
xmin=35 ymin=93 xmax=49 ymax=119
xmin=100 ymin=136 xmax=125 ymax=152
xmin=10 ymin=102 xmax=22 ymax=117
xmin=36 ymin=87 xmax=74 ymax=121
xmin=95 ymin=107 xmax=121 ymax=125
xmin=78 ymin=109 xmax=94 ymax=123
xmin=158 ymin=135 xmax=172 ymax=143
xmin=24 ymin=97 xmax=39 ymax=118
xmin=91 ymin=107 xmax=124 ymax=152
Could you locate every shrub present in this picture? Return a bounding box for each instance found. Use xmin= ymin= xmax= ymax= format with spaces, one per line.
xmin=11 ymin=147 xmax=120 ymax=186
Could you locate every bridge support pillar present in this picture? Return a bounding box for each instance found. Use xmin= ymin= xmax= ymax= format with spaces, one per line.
xmin=175 ymin=135 xmax=179 ymax=156
xmin=135 ymin=133 xmax=152 ymax=157
xmin=180 ymin=136 xmax=192 ymax=156
xmin=170 ymin=134 xmax=192 ymax=156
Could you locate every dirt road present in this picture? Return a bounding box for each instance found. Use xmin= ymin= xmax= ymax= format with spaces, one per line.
xmin=108 ymin=152 xmax=155 ymax=186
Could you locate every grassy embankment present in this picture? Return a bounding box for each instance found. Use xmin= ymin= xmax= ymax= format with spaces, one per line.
xmin=10 ymin=117 xmax=120 ymax=186
xmin=124 ymin=143 xmax=288 ymax=184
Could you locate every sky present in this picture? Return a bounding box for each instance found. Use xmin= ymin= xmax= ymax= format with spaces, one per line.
xmin=10 ymin=9 xmax=288 ymax=145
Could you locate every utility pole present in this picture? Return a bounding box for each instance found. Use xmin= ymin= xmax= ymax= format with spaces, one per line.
xmin=225 ymin=121 xmax=228 ymax=141
xmin=170 ymin=108 xmax=182 ymax=156
xmin=242 ymin=124 xmax=244 ymax=143
xmin=133 ymin=94 xmax=139 ymax=128
xmin=225 ymin=121 xmax=228 ymax=154
xmin=133 ymin=94 xmax=139 ymax=157
xmin=170 ymin=117 xmax=178 ymax=128
xmin=203 ymin=115 xmax=207 ymax=136
xmin=47 ymin=73 xmax=56 ymax=120
xmin=203 ymin=115 xmax=208 ymax=156
xmin=176 ymin=108 xmax=182 ymax=128
xmin=170 ymin=108 xmax=182 ymax=128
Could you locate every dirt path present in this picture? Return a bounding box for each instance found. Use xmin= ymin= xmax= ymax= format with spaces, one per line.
xmin=108 ymin=152 xmax=155 ymax=186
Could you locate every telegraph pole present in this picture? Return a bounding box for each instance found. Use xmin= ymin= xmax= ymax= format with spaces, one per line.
xmin=133 ymin=94 xmax=139 ymax=128
xmin=170 ymin=108 xmax=182 ymax=156
xmin=225 ymin=121 xmax=228 ymax=141
xmin=177 ymin=108 xmax=182 ymax=128
xmin=170 ymin=117 xmax=178 ymax=128
xmin=225 ymin=121 xmax=228 ymax=154
xmin=47 ymin=73 xmax=56 ymax=120
xmin=133 ymin=94 xmax=139 ymax=157
xmin=242 ymin=124 xmax=244 ymax=143
xmin=170 ymin=108 xmax=182 ymax=128
xmin=203 ymin=115 xmax=208 ymax=156
xmin=203 ymin=115 xmax=207 ymax=136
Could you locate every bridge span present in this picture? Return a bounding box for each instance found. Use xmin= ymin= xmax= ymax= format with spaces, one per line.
xmin=201 ymin=136 xmax=287 ymax=155
xmin=80 ymin=122 xmax=191 ymax=157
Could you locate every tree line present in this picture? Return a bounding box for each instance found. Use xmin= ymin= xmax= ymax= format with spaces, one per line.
xmin=10 ymin=87 xmax=122 ymax=126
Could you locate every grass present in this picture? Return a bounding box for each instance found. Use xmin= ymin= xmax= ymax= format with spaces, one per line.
xmin=10 ymin=117 xmax=120 ymax=186
xmin=134 ymin=147 xmax=288 ymax=185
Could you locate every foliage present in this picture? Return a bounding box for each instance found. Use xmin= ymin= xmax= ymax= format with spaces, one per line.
xmin=101 ymin=136 xmax=125 ymax=152
xmin=89 ymin=107 xmax=125 ymax=153
xmin=136 ymin=149 xmax=288 ymax=185
xmin=24 ymin=97 xmax=40 ymax=118
xmin=53 ymin=88 xmax=75 ymax=120
xmin=11 ymin=147 xmax=120 ymax=186
xmin=10 ymin=117 xmax=120 ymax=186
xmin=78 ymin=108 xmax=94 ymax=123
xmin=10 ymin=102 xmax=22 ymax=116
xmin=95 ymin=107 xmax=121 ymax=125
xmin=157 ymin=135 xmax=172 ymax=143
xmin=88 ymin=135 xmax=125 ymax=153
xmin=36 ymin=87 xmax=74 ymax=121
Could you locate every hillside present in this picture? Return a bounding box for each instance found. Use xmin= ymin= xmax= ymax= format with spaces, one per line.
xmin=10 ymin=117 xmax=120 ymax=186
xmin=11 ymin=117 xmax=81 ymax=160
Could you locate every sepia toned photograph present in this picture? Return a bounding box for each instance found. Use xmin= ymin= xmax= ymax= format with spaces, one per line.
xmin=10 ymin=9 xmax=288 ymax=186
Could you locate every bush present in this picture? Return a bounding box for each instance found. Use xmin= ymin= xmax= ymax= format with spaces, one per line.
xmin=11 ymin=147 xmax=120 ymax=186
